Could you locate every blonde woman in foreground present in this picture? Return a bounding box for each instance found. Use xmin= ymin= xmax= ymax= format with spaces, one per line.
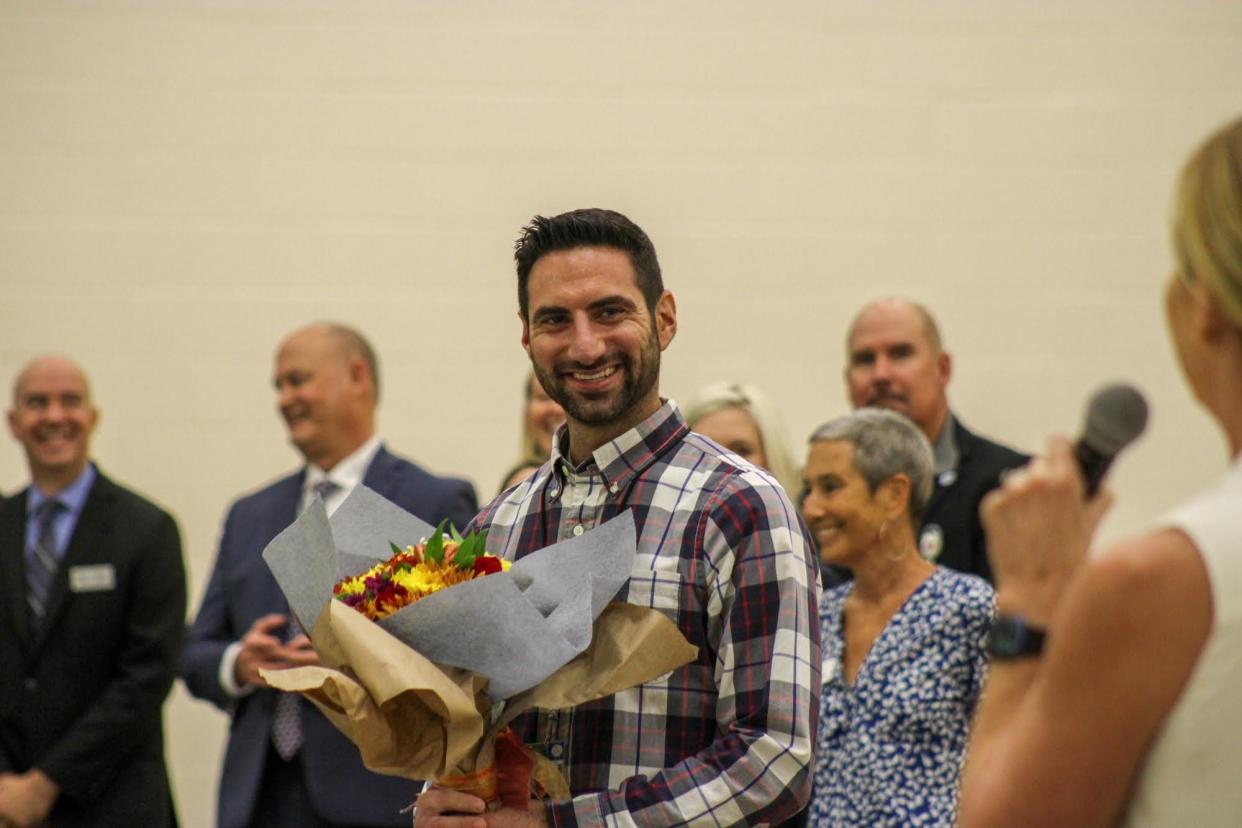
xmin=497 ymin=372 xmax=565 ymax=493
xmin=959 ymin=115 xmax=1242 ymax=826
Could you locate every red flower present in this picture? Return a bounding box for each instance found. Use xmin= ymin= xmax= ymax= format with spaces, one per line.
xmin=472 ymin=556 xmax=503 ymax=576
xmin=374 ymin=582 xmax=411 ymax=617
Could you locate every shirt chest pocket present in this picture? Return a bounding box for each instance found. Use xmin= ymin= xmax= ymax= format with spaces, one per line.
xmin=621 ymin=571 xmax=705 ymax=640
xmin=620 ymin=570 xmax=715 ymax=686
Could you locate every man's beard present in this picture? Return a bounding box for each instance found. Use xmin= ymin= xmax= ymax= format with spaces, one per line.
xmin=533 ymin=326 xmax=661 ymax=430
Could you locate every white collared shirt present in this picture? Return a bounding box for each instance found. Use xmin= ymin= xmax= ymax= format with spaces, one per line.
xmin=300 ymin=434 xmax=383 ymax=516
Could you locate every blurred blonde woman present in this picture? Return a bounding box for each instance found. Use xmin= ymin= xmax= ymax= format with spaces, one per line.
xmin=683 ymin=381 xmax=801 ymax=497
xmin=498 ymin=372 xmax=565 ymax=493
xmin=960 ymin=116 xmax=1242 ymax=826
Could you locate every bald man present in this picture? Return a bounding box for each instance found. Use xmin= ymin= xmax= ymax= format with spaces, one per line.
xmin=845 ymin=298 xmax=1028 ymax=581
xmin=0 ymin=357 xmax=186 ymax=827
xmin=181 ymin=323 xmax=478 ymax=828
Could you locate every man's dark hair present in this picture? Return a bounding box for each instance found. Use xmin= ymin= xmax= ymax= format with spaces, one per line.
xmin=514 ymin=208 xmax=664 ymax=321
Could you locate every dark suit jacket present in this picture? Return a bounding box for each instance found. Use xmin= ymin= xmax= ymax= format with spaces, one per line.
xmin=921 ymin=416 xmax=1029 ymax=582
xmin=180 ymin=446 xmax=477 ymax=828
xmin=0 ymin=469 xmax=186 ymax=827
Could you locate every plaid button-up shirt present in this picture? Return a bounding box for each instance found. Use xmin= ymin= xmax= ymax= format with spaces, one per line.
xmin=471 ymin=401 xmax=821 ymax=826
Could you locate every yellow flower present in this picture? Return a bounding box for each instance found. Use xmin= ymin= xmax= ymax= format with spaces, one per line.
xmin=336 ymin=578 xmax=365 ymax=596
xmin=392 ymin=563 xmax=450 ymax=596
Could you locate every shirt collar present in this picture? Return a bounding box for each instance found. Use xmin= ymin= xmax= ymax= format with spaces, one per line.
xmin=28 ymin=462 xmax=96 ymax=518
xmin=304 ymin=434 xmax=382 ymax=493
xmin=930 ymin=411 xmax=960 ymax=476
xmin=548 ymin=400 xmax=689 ymax=499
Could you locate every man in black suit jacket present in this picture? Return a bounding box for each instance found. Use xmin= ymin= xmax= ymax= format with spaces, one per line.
xmin=181 ymin=323 xmax=478 ymax=828
xmin=0 ymin=356 xmax=186 ymax=828
xmin=845 ymin=298 xmax=1028 ymax=581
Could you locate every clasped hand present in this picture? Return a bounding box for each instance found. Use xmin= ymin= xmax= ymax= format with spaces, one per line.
xmin=0 ymin=769 xmax=58 ymax=828
xmin=234 ymin=613 xmax=321 ymax=688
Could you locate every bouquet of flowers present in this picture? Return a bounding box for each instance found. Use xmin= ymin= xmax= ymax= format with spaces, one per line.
xmin=260 ymin=485 xmax=696 ymax=811
xmin=333 ymin=525 xmax=509 ymax=621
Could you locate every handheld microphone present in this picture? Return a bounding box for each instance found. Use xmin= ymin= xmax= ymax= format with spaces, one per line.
xmin=1074 ymin=383 xmax=1149 ymax=498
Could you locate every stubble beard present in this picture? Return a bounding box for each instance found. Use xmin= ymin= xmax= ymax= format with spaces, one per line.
xmin=533 ymin=327 xmax=662 ymax=430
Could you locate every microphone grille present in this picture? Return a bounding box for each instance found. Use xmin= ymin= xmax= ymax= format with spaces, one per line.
xmin=1083 ymin=383 xmax=1150 ymax=456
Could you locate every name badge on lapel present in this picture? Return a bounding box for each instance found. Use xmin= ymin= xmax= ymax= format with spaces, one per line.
xmin=69 ymin=563 xmax=116 ymax=593
xmin=919 ymin=524 xmax=945 ymax=562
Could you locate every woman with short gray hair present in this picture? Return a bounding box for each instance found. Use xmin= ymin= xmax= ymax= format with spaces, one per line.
xmin=803 ymin=408 xmax=992 ymax=826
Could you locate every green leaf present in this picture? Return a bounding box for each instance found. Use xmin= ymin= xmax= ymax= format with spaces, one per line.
xmin=390 ymin=541 xmax=403 ymax=555
xmin=453 ymin=533 xmax=480 ymax=570
xmin=467 ymin=530 xmax=489 ymax=563
xmin=458 ymin=530 xmax=493 ymax=571
xmin=423 ymin=520 xmax=448 ymax=564
xmin=449 ymin=524 xmax=464 ymax=544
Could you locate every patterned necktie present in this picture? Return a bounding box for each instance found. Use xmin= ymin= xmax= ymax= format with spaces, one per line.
xmin=272 ymin=478 xmax=338 ymax=760
xmin=270 ymin=611 xmax=306 ymax=761
xmin=27 ymin=499 xmax=64 ymax=634
xmin=311 ymin=478 xmax=340 ymax=509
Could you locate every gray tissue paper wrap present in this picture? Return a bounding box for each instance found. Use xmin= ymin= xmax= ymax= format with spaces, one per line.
xmin=262 ymin=484 xmax=637 ymax=700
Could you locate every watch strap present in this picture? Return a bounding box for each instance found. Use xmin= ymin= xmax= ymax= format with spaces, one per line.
xmin=986 ymin=614 xmax=1047 ymax=659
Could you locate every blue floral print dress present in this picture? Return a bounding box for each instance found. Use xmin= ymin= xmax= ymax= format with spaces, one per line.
xmin=809 ymin=568 xmax=993 ymax=827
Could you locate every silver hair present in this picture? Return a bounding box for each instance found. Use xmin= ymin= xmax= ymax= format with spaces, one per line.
xmin=809 ymin=407 xmax=934 ymax=528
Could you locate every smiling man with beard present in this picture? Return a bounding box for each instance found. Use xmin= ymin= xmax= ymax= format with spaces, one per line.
xmin=845 ymin=298 xmax=1028 ymax=581
xmin=414 ymin=209 xmax=823 ymax=828
xmin=181 ymin=323 xmax=477 ymax=828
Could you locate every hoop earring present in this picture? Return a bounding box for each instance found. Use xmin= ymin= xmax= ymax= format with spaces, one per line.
xmin=879 ymin=519 xmax=906 ymax=561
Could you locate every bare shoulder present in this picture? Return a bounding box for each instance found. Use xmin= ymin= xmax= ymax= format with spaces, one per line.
xmin=1048 ymin=529 xmax=1212 ymax=707
xmin=1073 ymin=529 xmax=1211 ymax=624
xmin=960 ymin=529 xmax=1215 ymax=827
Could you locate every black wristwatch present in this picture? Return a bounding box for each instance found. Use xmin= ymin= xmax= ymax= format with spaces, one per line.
xmin=985 ymin=614 xmax=1047 ymax=659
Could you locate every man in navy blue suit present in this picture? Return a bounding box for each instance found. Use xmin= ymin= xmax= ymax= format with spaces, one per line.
xmin=181 ymin=323 xmax=478 ymax=828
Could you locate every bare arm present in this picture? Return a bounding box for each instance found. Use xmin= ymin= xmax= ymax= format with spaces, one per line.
xmin=959 ymin=439 xmax=1212 ymax=827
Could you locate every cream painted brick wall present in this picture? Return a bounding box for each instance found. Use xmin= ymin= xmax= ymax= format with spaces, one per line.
xmin=2 ymin=2 xmax=1240 ymax=825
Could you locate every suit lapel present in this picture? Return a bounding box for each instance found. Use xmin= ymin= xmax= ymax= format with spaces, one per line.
xmin=361 ymin=445 xmax=395 ymax=497
xmin=0 ymin=490 xmax=31 ymax=643
xmin=267 ymin=470 xmax=306 ymax=613
xmin=278 ymin=470 xmax=304 ymax=526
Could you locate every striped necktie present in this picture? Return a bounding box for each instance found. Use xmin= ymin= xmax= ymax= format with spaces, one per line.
xmin=27 ymin=499 xmax=65 ymax=633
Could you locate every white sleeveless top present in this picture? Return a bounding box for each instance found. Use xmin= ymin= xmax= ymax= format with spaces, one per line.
xmin=1123 ymin=455 xmax=1242 ymax=827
